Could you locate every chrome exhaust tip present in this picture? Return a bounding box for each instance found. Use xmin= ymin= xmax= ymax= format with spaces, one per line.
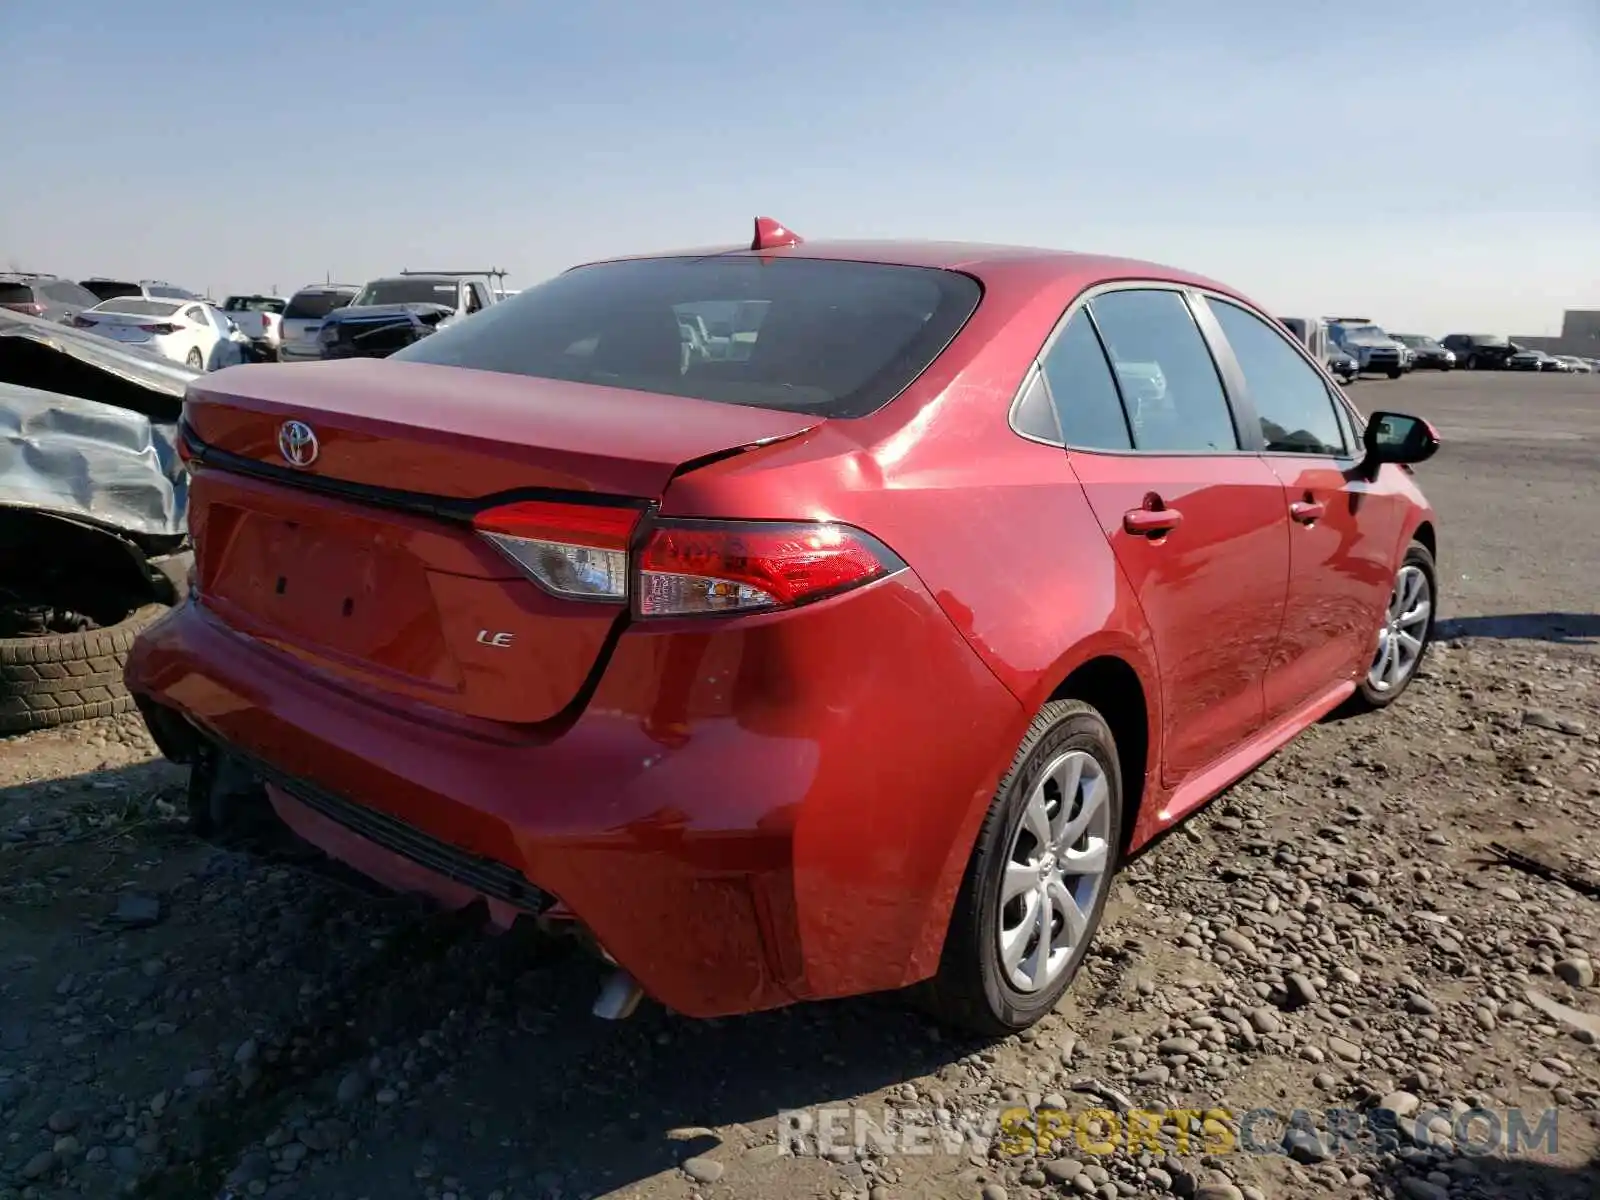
xmin=592 ymin=969 xmax=645 ymax=1020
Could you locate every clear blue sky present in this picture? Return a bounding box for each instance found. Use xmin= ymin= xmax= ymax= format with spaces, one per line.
xmin=3 ymin=0 xmax=1595 ymax=334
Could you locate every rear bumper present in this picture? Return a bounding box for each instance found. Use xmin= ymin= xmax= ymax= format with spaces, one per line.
xmin=124 ymin=577 xmax=1023 ymax=1018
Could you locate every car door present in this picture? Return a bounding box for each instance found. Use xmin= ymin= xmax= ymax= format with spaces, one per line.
xmin=1040 ymin=286 xmax=1291 ymax=789
xmin=1200 ymin=295 xmax=1404 ymax=720
xmin=182 ymin=304 xmax=215 ymax=366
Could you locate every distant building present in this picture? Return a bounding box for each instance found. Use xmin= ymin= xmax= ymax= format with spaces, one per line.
xmin=1511 ymin=309 xmax=1600 ymax=356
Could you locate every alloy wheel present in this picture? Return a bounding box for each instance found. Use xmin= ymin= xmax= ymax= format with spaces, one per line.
xmin=1368 ymin=564 xmax=1431 ymax=694
xmin=996 ymin=749 xmax=1111 ymax=993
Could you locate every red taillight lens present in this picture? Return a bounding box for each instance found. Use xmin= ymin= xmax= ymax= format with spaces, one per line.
xmin=637 ymin=520 xmax=902 ymax=617
xmin=174 ymin=426 xmax=195 ymax=465
xmin=1 ymin=302 xmax=45 ymax=316
xmin=139 ymin=322 xmax=180 ymax=334
xmin=471 ymin=500 xmax=642 ymax=602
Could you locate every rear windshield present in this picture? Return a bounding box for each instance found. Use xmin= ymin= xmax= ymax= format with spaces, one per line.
xmin=89 ymin=298 xmax=182 ymax=317
xmin=391 ymin=257 xmax=983 ymax=418
xmin=1468 ymin=334 xmax=1510 ymax=347
xmin=283 ymin=289 xmax=357 ymax=319
xmin=0 ymin=283 xmax=37 ymax=304
xmin=354 ymin=279 xmax=460 ymax=308
xmin=80 ymin=280 xmax=142 ymax=301
xmin=224 ymin=295 xmax=286 ymax=313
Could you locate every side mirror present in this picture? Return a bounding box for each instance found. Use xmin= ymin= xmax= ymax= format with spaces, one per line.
xmin=1361 ymin=411 xmax=1439 ymax=477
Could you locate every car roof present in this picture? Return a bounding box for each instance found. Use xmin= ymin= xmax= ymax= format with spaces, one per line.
xmin=568 ymin=239 xmax=1240 ymax=295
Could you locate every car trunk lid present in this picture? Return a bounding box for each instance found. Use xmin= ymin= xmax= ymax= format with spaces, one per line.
xmin=181 ymin=359 xmax=824 ymax=724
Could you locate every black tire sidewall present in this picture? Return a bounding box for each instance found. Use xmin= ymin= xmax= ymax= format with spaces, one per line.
xmin=967 ymin=704 xmax=1122 ymax=1031
xmin=0 ymin=604 xmax=167 ymax=733
xmin=1356 ymin=543 xmax=1437 ymax=709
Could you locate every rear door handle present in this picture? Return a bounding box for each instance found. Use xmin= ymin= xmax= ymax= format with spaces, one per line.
xmin=1290 ymin=500 xmax=1326 ymax=525
xmin=1123 ymin=507 xmax=1183 ymax=536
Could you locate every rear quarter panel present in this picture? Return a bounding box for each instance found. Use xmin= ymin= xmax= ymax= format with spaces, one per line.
xmin=658 ymin=275 xmax=1171 ymax=964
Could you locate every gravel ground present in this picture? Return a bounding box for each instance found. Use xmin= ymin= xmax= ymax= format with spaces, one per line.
xmin=2 ymin=371 xmax=1598 ymax=1200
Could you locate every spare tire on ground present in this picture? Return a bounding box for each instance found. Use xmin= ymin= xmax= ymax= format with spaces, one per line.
xmin=0 ymin=604 xmax=167 ymax=734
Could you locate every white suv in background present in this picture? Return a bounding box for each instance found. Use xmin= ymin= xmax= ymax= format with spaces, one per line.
xmin=278 ymin=284 xmax=361 ymax=362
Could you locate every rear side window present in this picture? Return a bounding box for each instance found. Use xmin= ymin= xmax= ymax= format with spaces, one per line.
xmin=91 ymin=298 xmax=181 ymax=317
xmin=1206 ymin=298 xmax=1346 ymax=456
xmin=0 ymin=283 xmax=36 ymax=304
xmin=355 ymin=279 xmax=460 ymax=307
xmin=283 ymin=290 xmax=355 ymax=319
xmin=392 ymin=257 xmax=983 ymax=418
xmin=81 ymin=280 xmax=141 ymax=301
xmin=44 ymin=281 xmax=98 ymax=305
xmin=225 ymin=295 xmax=286 ymax=314
xmin=1039 ymin=311 xmax=1132 ymax=450
xmin=1086 ymin=289 xmax=1237 ymax=453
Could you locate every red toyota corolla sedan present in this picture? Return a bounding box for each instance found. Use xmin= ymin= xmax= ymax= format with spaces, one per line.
xmin=125 ymin=219 xmax=1440 ymax=1035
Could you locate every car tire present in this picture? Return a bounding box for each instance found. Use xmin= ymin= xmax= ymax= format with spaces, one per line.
xmin=0 ymin=605 xmax=167 ymax=734
xmin=186 ymin=347 xmax=204 ymax=370
xmin=1387 ymin=368 xmax=1403 ymax=379
xmin=920 ymin=699 xmax=1123 ymax=1037
xmin=1351 ymin=542 xmax=1437 ymax=712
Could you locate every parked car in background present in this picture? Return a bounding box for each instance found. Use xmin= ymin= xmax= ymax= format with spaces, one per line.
xmin=222 ymin=294 xmax=287 ymax=361
xmin=1326 ymin=344 xmax=1360 ymax=384
xmin=1533 ymin=351 xmax=1570 ymax=372
xmin=1326 ymin=318 xmax=1407 ymax=378
xmin=127 ymin=219 xmax=1443 ymax=1036
xmin=1506 ymin=346 xmax=1544 ymax=372
xmin=79 ymin=278 xmax=201 ymax=304
xmin=1392 ymin=334 xmax=1455 ymax=370
xmin=278 ymin=284 xmax=361 ymax=362
xmin=1440 ymin=334 xmax=1515 ymax=371
xmin=1557 ymin=355 xmax=1593 ymax=373
xmin=1277 ymin=316 xmax=1355 ymax=384
xmin=0 ymin=273 xmax=103 ymax=324
xmin=314 ymin=271 xmax=501 ymax=360
xmin=74 ymin=298 xmax=247 ymax=371
xmin=0 ymin=306 xmax=197 ymax=734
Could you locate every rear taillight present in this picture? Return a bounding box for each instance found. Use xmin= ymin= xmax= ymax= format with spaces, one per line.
xmin=470 ymin=505 xmax=904 ymax=616
xmin=472 ymin=500 xmax=641 ymax=602
xmin=638 ymin=520 xmax=902 ymax=616
xmin=139 ymin=322 xmax=181 ymax=335
xmin=174 ymin=427 xmax=195 ymax=465
xmin=1 ymin=302 xmax=45 ymax=316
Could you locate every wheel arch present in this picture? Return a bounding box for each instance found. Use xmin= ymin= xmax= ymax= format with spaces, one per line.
xmin=1410 ymin=518 xmax=1437 ymax=561
xmin=1044 ymin=650 xmax=1156 ymax=856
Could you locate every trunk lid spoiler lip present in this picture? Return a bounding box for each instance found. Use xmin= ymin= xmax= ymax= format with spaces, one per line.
xmin=175 ymin=416 xmax=819 ymax=525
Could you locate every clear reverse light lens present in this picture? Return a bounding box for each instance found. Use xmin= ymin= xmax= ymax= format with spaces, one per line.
xmin=479 ymin=533 xmax=628 ymax=600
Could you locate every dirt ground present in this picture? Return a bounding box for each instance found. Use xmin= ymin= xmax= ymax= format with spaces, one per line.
xmin=2 ymin=370 xmax=1598 ymax=1200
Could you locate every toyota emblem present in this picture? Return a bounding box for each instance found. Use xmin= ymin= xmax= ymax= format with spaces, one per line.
xmin=277 ymin=420 xmax=318 ymax=468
